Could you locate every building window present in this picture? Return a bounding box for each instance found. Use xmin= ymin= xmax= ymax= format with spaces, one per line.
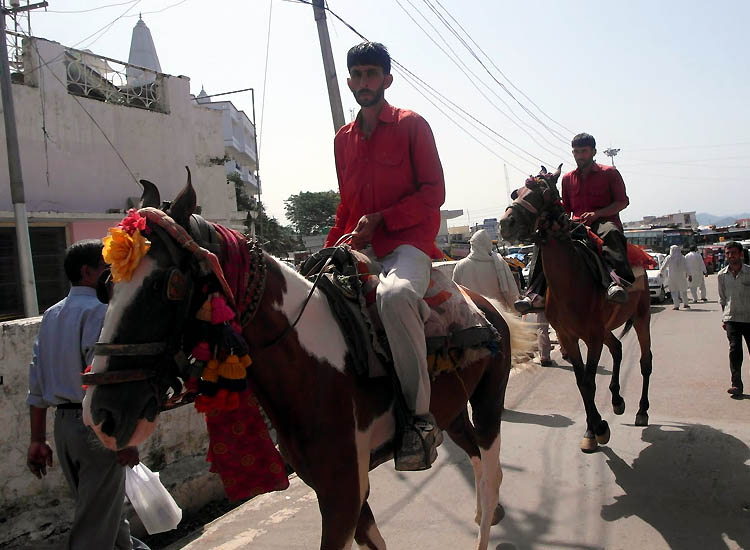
xmin=0 ymin=227 xmax=69 ymax=321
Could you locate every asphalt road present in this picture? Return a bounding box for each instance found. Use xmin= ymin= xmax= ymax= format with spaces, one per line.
xmin=169 ymin=276 xmax=750 ymax=550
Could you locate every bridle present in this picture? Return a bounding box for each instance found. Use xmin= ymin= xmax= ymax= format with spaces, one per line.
xmin=505 ymin=175 xmax=563 ymax=240
xmin=81 ymin=208 xmax=266 ymax=410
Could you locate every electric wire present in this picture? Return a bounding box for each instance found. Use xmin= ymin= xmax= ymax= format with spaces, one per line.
xmin=44 ymin=0 xmax=139 ymax=14
xmin=285 ymin=0 xmax=552 ymax=170
xmin=24 ymin=32 xmax=141 ymax=186
xmin=396 ymin=0 xmax=569 ymax=160
xmin=258 ymin=0 xmax=274 ymax=157
xmin=430 ymin=0 xmax=573 ymax=137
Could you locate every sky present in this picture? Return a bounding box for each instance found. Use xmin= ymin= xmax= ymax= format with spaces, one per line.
xmin=27 ymin=0 xmax=750 ymax=228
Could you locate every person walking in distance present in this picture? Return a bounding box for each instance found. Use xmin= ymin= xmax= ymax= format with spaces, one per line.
xmin=717 ymin=241 xmax=750 ymax=397
xmin=661 ymin=245 xmax=691 ymax=310
xmin=685 ymin=245 xmax=708 ymax=302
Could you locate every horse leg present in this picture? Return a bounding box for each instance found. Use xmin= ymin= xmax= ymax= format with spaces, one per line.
xmin=633 ymin=306 xmax=653 ymax=426
xmin=353 ymin=498 xmax=386 ymax=550
xmin=468 ymin=354 xmax=510 ymax=550
xmin=572 ymin=339 xmax=608 ymax=453
xmin=445 ymin=408 xmax=504 ymax=527
xmin=315 ymin=434 xmax=371 ymax=549
xmin=604 ymin=331 xmax=625 ymax=415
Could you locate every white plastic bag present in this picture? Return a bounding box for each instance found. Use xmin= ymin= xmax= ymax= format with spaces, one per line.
xmin=125 ymin=463 xmax=182 ymax=534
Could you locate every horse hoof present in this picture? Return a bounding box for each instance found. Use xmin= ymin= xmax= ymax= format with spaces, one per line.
xmin=580 ymin=437 xmax=598 ymax=453
xmin=613 ymin=401 xmax=625 ymax=415
xmin=635 ymin=413 xmax=649 ymax=426
xmin=595 ymin=422 xmax=611 ymax=445
xmin=492 ymin=503 xmax=505 ymax=525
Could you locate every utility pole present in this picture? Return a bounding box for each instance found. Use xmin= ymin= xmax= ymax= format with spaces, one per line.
xmin=603 ymin=147 xmax=620 ymax=167
xmin=1 ymin=1 xmax=47 ymax=317
xmin=311 ymin=0 xmax=345 ymax=132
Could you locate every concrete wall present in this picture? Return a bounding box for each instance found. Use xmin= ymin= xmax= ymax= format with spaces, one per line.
xmin=0 ymin=37 xmax=243 ymax=229
xmin=0 ymin=318 xmax=224 ymax=548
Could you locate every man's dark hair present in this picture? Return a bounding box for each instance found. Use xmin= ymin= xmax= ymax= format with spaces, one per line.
xmin=347 ymin=42 xmax=391 ymax=75
xmin=571 ymin=133 xmax=596 ymax=149
xmin=690 ymin=245 xmax=697 ymax=252
xmin=64 ymin=239 xmax=103 ymax=284
xmin=724 ymin=241 xmax=743 ymax=253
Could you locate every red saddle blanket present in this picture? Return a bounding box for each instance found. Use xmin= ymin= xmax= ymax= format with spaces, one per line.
xmin=586 ymin=229 xmax=657 ymax=269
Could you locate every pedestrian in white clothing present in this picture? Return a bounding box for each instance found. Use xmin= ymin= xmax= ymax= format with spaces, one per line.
xmin=660 ymin=245 xmax=691 ymax=310
xmin=453 ymin=230 xmax=519 ymax=311
xmin=685 ymin=246 xmax=708 ymax=302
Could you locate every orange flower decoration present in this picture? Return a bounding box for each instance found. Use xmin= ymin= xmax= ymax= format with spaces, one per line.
xmin=102 ymin=227 xmax=151 ymax=282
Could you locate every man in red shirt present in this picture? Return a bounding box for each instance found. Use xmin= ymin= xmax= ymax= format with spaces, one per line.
xmin=515 ymin=133 xmax=633 ymax=312
xmin=325 ymin=42 xmax=445 ymax=471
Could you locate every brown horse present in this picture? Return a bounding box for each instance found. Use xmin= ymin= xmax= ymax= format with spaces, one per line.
xmin=82 ymin=174 xmax=534 ymax=549
xmin=499 ymin=166 xmax=653 ymax=453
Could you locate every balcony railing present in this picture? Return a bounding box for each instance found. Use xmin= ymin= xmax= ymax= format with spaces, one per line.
xmin=64 ymin=48 xmax=167 ymax=113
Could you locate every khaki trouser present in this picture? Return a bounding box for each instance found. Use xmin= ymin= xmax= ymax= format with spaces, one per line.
xmin=54 ymin=408 xmax=134 ymax=550
xmin=375 ymin=245 xmax=432 ymax=416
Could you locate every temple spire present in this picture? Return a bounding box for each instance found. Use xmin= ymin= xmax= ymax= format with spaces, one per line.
xmin=126 ymin=16 xmax=161 ymax=85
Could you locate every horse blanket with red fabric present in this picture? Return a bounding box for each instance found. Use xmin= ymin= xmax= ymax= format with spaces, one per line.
xmin=203 ymin=225 xmax=289 ymax=500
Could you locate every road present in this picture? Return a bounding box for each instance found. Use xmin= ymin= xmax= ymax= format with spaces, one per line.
xmin=168 ymin=277 xmax=750 ymax=550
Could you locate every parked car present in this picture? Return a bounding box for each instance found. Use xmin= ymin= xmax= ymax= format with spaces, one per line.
xmin=646 ymin=252 xmax=669 ymax=302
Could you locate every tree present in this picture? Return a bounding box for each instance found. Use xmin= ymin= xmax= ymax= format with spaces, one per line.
xmin=284 ymin=190 xmax=340 ymax=236
xmin=229 ymin=171 xmax=301 ymax=257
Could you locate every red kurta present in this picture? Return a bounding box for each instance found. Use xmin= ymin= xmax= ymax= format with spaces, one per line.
xmin=325 ymin=102 xmax=445 ymax=259
xmin=561 ymin=162 xmax=628 ymax=230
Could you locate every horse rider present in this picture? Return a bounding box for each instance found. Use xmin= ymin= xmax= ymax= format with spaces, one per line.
xmin=324 ymin=42 xmax=446 ymax=471
xmin=515 ymin=133 xmax=634 ymax=313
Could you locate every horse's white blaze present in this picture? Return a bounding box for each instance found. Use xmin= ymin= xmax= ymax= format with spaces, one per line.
xmin=274 ymin=261 xmax=347 ymax=373
xmin=82 ymin=257 xmax=158 ymax=430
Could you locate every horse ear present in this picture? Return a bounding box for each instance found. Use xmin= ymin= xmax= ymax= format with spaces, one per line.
xmin=539 ymin=165 xmax=548 ymax=175
xmin=551 ymin=163 xmax=563 ymax=182
xmin=138 ymin=179 xmax=161 ymax=209
xmin=168 ymin=166 xmax=197 ymax=228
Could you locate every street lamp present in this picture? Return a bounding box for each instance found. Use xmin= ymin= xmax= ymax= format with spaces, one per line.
xmin=603 ymin=147 xmax=621 ymax=167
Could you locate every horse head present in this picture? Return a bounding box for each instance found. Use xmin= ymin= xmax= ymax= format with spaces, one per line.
xmin=499 ymin=164 xmax=563 ymax=243
xmin=83 ymin=169 xmax=203 ymax=450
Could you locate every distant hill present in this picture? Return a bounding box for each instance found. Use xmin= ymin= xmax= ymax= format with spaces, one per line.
xmin=696 ymin=212 xmax=750 ymax=226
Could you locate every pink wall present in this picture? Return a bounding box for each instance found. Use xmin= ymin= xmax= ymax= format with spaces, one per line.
xmin=69 ymin=220 xmax=113 ymax=244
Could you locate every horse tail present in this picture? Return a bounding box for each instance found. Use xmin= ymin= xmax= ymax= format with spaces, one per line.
xmin=485 ymin=299 xmax=537 ymax=370
xmin=618 ymin=318 xmax=634 ymax=339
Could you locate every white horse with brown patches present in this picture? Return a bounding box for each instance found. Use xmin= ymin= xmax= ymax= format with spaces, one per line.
xmin=83 ymin=173 xmax=534 ymax=550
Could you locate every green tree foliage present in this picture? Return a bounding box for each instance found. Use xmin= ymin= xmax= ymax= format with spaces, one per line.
xmin=229 ymin=171 xmax=301 ymax=256
xmin=284 ymin=190 xmax=340 ymax=236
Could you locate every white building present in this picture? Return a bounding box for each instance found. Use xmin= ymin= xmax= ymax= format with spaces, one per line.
xmin=0 ymin=22 xmax=255 ymax=319
xmin=623 ymin=211 xmax=698 ymax=229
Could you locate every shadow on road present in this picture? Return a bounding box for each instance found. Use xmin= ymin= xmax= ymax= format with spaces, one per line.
xmin=503 ymin=409 xmax=574 ymax=428
xmin=601 ymin=423 xmax=750 ymax=550
xmin=650 ymin=305 xmax=667 ymax=313
xmin=547 ymin=360 xmax=612 ymax=376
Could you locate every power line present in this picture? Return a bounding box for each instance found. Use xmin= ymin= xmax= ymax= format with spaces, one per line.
xmin=121 ymin=0 xmax=191 ymax=18
xmin=429 ymin=0 xmax=573 ymax=138
xmin=258 ymin=0 xmax=273 ymax=157
xmin=394 ymin=0 xmax=570 ymax=160
xmin=44 ymin=0 xmax=138 ymax=14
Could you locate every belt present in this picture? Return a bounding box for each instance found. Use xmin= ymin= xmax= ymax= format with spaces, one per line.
xmin=57 ymin=402 xmax=82 ymax=410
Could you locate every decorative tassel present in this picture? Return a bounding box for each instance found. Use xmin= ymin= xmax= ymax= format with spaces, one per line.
xmin=185 ymin=377 xmax=199 ymax=393
xmin=196 ymin=298 xmax=212 ymax=322
xmin=211 ymin=295 xmax=235 ymax=324
xmin=239 ymin=354 xmax=252 ymax=368
xmin=202 ymin=358 xmax=220 ymax=383
xmin=82 ymin=365 xmax=92 ymax=391
xmin=218 ymin=355 xmax=246 ymax=380
xmin=191 ymin=342 xmax=211 ymax=361
xmin=220 ymin=326 xmax=249 ymax=357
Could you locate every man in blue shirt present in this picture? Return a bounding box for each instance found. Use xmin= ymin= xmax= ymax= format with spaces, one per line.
xmin=26 ymin=240 xmax=149 ymax=550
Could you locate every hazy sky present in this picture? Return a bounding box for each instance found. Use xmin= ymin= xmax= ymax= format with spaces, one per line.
xmin=29 ymin=0 xmax=750 ymax=227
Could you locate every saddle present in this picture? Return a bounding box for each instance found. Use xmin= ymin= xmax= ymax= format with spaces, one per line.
xmin=569 ymin=223 xmax=654 ymax=291
xmin=301 ymin=247 xmax=501 ymax=379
